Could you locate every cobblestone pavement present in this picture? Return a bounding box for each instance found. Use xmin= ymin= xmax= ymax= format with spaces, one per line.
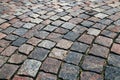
xmin=0 ymin=0 xmax=120 ymax=80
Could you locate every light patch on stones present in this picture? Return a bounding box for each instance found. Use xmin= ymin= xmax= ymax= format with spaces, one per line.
xmin=95 ymin=13 xmax=108 ymax=19
xmin=38 ymin=40 xmax=56 ymax=49
xmin=87 ymin=28 xmax=101 ymax=36
xmin=49 ymin=48 xmax=68 ymax=60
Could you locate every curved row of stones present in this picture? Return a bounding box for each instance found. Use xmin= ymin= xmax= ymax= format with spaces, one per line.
xmin=0 ymin=0 xmax=120 ymax=80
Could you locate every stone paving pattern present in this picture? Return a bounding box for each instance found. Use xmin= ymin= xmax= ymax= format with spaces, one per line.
xmin=0 ymin=0 xmax=120 ymax=80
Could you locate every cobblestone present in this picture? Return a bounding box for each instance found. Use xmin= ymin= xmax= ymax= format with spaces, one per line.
xmin=41 ymin=58 xmax=61 ymax=74
xmin=82 ymin=55 xmax=105 ymax=73
xmin=18 ymin=59 xmax=41 ymax=77
xmin=36 ymin=72 xmax=57 ymax=80
xmin=105 ymin=66 xmax=120 ymax=80
xmin=19 ymin=44 xmax=34 ymax=55
xmin=49 ymin=48 xmax=68 ymax=60
xmin=0 ymin=64 xmax=19 ymax=79
xmin=59 ymin=63 xmax=79 ymax=80
xmin=81 ymin=72 xmax=103 ymax=80
xmin=0 ymin=0 xmax=120 ymax=79
xmin=89 ymin=44 xmax=109 ymax=58
xmin=64 ymin=51 xmax=83 ymax=65
xmin=1 ymin=46 xmax=17 ymax=56
xmin=29 ymin=47 xmax=49 ymax=61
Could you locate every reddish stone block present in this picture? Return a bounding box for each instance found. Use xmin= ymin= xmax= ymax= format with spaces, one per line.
xmin=111 ymin=43 xmax=120 ymax=55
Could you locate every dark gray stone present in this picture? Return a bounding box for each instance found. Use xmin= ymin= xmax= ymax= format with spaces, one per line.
xmin=64 ymin=51 xmax=83 ymax=65
xmin=71 ymin=42 xmax=89 ymax=53
xmin=3 ymin=27 xmax=16 ymax=34
xmin=108 ymin=53 xmax=120 ymax=68
xmin=81 ymin=21 xmax=94 ymax=27
xmin=29 ymin=47 xmax=49 ymax=61
xmin=59 ymin=63 xmax=79 ymax=80
xmin=12 ymin=37 xmax=27 ymax=47
xmin=105 ymin=66 xmax=120 ymax=80
xmin=5 ymin=34 xmax=18 ymax=41
xmin=35 ymin=31 xmax=49 ymax=39
xmin=64 ymin=31 xmax=80 ymax=41
xmin=13 ymin=28 xmax=28 ymax=36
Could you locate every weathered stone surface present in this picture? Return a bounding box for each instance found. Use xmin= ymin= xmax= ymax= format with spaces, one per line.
xmin=81 ymin=72 xmax=103 ymax=80
xmin=56 ymin=39 xmax=73 ymax=49
xmin=64 ymin=51 xmax=83 ymax=65
xmin=8 ymin=53 xmax=27 ymax=64
xmin=111 ymin=43 xmax=120 ymax=55
xmin=38 ymin=40 xmax=56 ymax=49
xmin=12 ymin=37 xmax=28 ymax=47
xmin=82 ymin=56 xmax=105 ymax=73
xmin=87 ymin=28 xmax=101 ymax=36
xmin=36 ymin=72 xmax=57 ymax=80
xmin=89 ymin=44 xmax=109 ymax=58
xmin=29 ymin=47 xmax=49 ymax=61
xmin=0 ymin=64 xmax=19 ymax=79
xmin=0 ymin=56 xmax=8 ymax=67
xmin=27 ymin=37 xmax=41 ymax=46
xmin=105 ymin=66 xmax=120 ymax=80
xmin=18 ymin=59 xmax=41 ymax=77
xmin=61 ymin=22 xmax=76 ymax=30
xmin=59 ymin=63 xmax=79 ymax=80
xmin=1 ymin=46 xmax=17 ymax=56
xmin=49 ymin=48 xmax=68 ymax=60
xmin=64 ymin=31 xmax=80 ymax=41
xmin=95 ymin=36 xmax=113 ymax=47
xmin=108 ymin=53 xmax=120 ymax=67
xmin=71 ymin=42 xmax=89 ymax=53
xmin=41 ymin=58 xmax=61 ymax=74
xmin=13 ymin=75 xmax=33 ymax=80
xmin=19 ymin=44 xmax=34 ymax=55
xmin=78 ymin=34 xmax=94 ymax=44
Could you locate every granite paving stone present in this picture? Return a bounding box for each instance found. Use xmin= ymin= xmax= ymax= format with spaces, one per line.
xmin=18 ymin=59 xmax=41 ymax=77
xmin=36 ymin=72 xmax=57 ymax=80
xmin=8 ymin=53 xmax=27 ymax=64
xmin=5 ymin=34 xmax=18 ymax=41
xmin=27 ymin=37 xmax=41 ymax=46
xmin=82 ymin=55 xmax=105 ymax=73
xmin=13 ymin=75 xmax=33 ymax=80
xmin=71 ymin=42 xmax=89 ymax=53
xmin=87 ymin=28 xmax=101 ymax=36
xmin=108 ymin=53 xmax=120 ymax=67
xmin=29 ymin=47 xmax=49 ymax=61
xmin=64 ymin=31 xmax=80 ymax=41
xmin=105 ymin=66 xmax=120 ymax=80
xmin=49 ymin=48 xmax=68 ymax=60
xmin=23 ymin=23 xmax=35 ymax=29
xmin=95 ymin=36 xmax=113 ymax=47
xmin=78 ymin=33 xmax=95 ymax=45
xmin=38 ymin=40 xmax=56 ymax=49
xmin=12 ymin=37 xmax=28 ymax=47
xmin=56 ymin=39 xmax=73 ymax=49
xmin=61 ymin=22 xmax=76 ymax=30
xmin=19 ymin=44 xmax=34 ymax=55
xmin=0 ymin=64 xmax=19 ymax=79
xmin=89 ymin=44 xmax=109 ymax=58
xmin=40 ymin=58 xmax=61 ymax=74
xmin=0 ymin=56 xmax=8 ymax=67
xmin=111 ymin=43 xmax=120 ymax=55
xmin=1 ymin=46 xmax=17 ymax=56
xmin=81 ymin=72 xmax=103 ymax=80
xmin=59 ymin=63 xmax=79 ymax=80
xmin=64 ymin=51 xmax=83 ymax=65
xmin=13 ymin=28 xmax=28 ymax=36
